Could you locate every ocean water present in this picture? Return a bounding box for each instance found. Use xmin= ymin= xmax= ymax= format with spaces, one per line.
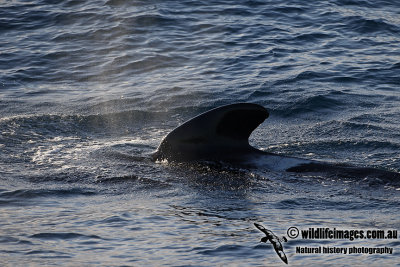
xmin=1 ymin=0 xmax=400 ymax=266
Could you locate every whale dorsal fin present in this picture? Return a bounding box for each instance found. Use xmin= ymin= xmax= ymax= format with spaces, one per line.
xmin=153 ymin=103 xmax=269 ymax=162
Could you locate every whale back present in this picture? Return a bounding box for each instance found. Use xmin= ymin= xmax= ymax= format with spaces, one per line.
xmin=153 ymin=103 xmax=269 ymax=162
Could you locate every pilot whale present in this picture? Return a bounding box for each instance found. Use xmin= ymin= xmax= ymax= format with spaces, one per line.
xmin=153 ymin=103 xmax=400 ymax=181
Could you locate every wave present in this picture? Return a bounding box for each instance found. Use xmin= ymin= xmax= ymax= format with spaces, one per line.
xmin=343 ymin=16 xmax=399 ymax=34
xmin=29 ymin=232 xmax=101 ymax=240
xmin=0 ymin=188 xmax=96 ymax=206
xmin=334 ymin=0 xmax=399 ymax=9
xmin=276 ymin=196 xmax=399 ymax=210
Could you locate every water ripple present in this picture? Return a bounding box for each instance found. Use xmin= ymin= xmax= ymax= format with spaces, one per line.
xmin=1 ymin=1 xmax=400 ymax=266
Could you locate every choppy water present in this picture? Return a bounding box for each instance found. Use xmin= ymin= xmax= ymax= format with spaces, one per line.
xmin=1 ymin=0 xmax=400 ymax=266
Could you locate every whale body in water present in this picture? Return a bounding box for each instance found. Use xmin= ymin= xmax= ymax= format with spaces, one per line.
xmin=153 ymin=103 xmax=400 ymax=182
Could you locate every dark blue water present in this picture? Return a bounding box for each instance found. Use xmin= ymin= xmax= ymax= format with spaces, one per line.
xmin=1 ymin=0 xmax=400 ymax=265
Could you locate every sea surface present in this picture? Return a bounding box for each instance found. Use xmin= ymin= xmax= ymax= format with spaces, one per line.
xmin=1 ymin=0 xmax=400 ymax=266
